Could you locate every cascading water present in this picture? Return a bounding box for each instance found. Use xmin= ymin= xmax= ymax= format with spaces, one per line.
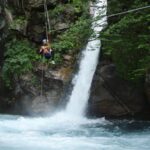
xmin=65 ymin=0 xmax=107 ymax=117
xmin=1 ymin=1 xmax=150 ymax=150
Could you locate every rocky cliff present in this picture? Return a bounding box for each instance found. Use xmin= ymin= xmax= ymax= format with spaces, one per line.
xmin=0 ymin=0 xmax=90 ymax=115
xmin=88 ymin=0 xmax=150 ymax=119
xmin=1 ymin=0 xmax=149 ymax=119
xmin=88 ymin=61 xmax=149 ymax=119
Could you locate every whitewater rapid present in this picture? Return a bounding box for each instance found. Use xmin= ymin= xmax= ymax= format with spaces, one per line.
xmin=0 ymin=115 xmax=150 ymax=150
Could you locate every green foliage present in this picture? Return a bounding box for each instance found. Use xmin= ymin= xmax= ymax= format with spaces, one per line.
xmin=50 ymin=0 xmax=89 ymax=19
xmin=47 ymin=0 xmax=91 ymax=64
xmin=9 ymin=16 xmax=27 ymax=30
xmin=101 ymin=0 xmax=150 ymax=81
xmin=52 ymin=17 xmax=92 ymax=63
xmin=2 ymin=39 xmax=40 ymax=87
xmin=70 ymin=0 xmax=89 ymax=13
xmin=2 ymin=0 xmax=92 ymax=85
xmin=49 ymin=4 xmax=66 ymax=17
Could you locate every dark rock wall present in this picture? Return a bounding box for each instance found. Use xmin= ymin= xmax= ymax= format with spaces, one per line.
xmin=88 ymin=62 xmax=147 ymax=119
xmin=88 ymin=0 xmax=150 ymax=119
xmin=0 ymin=0 xmax=77 ymax=116
xmin=0 ymin=4 xmax=7 ymax=65
xmin=145 ymin=70 xmax=150 ymax=104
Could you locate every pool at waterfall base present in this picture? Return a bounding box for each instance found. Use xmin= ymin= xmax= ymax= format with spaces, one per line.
xmin=0 ymin=114 xmax=150 ymax=150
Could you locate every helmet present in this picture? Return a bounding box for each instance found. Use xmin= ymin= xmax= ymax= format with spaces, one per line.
xmin=42 ymin=39 xmax=48 ymax=44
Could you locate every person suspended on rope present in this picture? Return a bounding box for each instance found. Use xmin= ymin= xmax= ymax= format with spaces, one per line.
xmin=39 ymin=39 xmax=53 ymax=59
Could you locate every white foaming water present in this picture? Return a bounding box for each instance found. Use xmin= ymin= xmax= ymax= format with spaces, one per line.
xmin=65 ymin=0 xmax=107 ymax=117
xmin=0 ymin=115 xmax=150 ymax=150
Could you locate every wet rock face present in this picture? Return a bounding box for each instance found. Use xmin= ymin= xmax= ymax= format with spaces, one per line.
xmin=12 ymin=63 xmax=73 ymax=116
xmin=0 ymin=5 xmax=5 ymax=33
xmin=145 ymin=71 xmax=150 ymax=104
xmin=11 ymin=69 xmax=65 ymax=115
xmin=0 ymin=5 xmax=8 ymax=65
xmin=0 ymin=16 xmax=6 ymax=30
xmin=28 ymin=0 xmax=57 ymax=9
xmin=0 ymin=5 xmax=7 ymax=108
xmin=27 ymin=11 xmax=45 ymax=42
xmin=5 ymin=0 xmax=74 ymax=42
xmin=88 ymin=63 xmax=146 ymax=118
xmin=0 ymin=0 xmax=76 ymax=115
xmin=6 ymin=0 xmax=56 ymax=9
xmin=14 ymin=77 xmax=64 ymax=116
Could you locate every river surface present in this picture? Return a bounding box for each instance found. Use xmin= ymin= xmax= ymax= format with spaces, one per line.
xmin=0 ymin=114 xmax=150 ymax=150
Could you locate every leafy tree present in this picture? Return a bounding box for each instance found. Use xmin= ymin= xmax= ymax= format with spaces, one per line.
xmin=101 ymin=0 xmax=150 ymax=82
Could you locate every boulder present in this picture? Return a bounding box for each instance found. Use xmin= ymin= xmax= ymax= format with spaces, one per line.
xmin=45 ymin=67 xmax=73 ymax=82
xmin=12 ymin=63 xmax=74 ymax=115
xmin=13 ymin=71 xmax=64 ymax=115
xmin=88 ymin=63 xmax=146 ymax=118
xmin=18 ymin=89 xmax=62 ymax=115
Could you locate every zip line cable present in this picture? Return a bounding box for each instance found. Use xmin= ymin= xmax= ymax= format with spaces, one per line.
xmin=92 ymin=5 xmax=150 ymax=21
xmin=90 ymin=5 xmax=150 ymax=38
xmin=88 ymin=5 xmax=150 ymax=44
xmin=107 ymin=5 xmax=150 ymax=18
xmin=40 ymin=55 xmax=44 ymax=98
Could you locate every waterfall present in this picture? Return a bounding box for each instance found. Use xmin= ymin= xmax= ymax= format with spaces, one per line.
xmin=65 ymin=0 xmax=107 ymax=117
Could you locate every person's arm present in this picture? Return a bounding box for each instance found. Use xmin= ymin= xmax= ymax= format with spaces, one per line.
xmin=39 ymin=46 xmax=43 ymax=54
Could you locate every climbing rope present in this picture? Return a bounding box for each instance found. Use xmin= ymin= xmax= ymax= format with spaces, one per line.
xmin=40 ymin=54 xmax=44 ymax=98
xmin=44 ymin=0 xmax=51 ymax=40
xmin=40 ymin=0 xmax=51 ymax=98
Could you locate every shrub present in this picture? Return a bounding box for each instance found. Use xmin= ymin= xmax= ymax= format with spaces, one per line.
xmin=101 ymin=1 xmax=150 ymax=82
xmin=2 ymin=39 xmax=40 ymax=87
